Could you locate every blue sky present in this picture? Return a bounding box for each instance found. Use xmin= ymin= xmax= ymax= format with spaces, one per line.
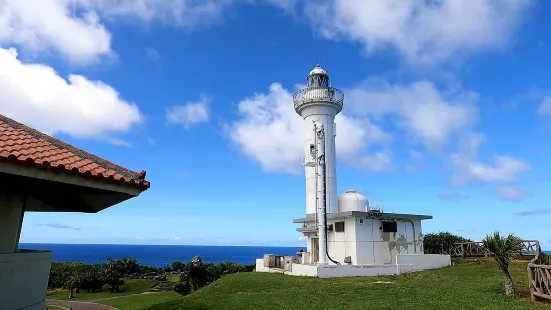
xmin=2 ymin=0 xmax=550 ymax=247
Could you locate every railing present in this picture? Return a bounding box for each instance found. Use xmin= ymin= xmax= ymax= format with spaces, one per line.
xmin=293 ymin=87 xmax=344 ymax=112
xmin=426 ymin=240 xmax=539 ymax=257
xmin=528 ymin=242 xmax=551 ymax=302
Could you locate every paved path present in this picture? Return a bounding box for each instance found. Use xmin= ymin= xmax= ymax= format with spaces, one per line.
xmin=46 ymin=299 xmax=115 ymax=310
xmin=87 ymin=291 xmax=157 ymax=302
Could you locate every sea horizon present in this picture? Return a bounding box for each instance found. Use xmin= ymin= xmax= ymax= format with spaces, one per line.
xmin=20 ymin=242 xmax=303 ymax=248
xmin=19 ymin=243 xmax=549 ymax=268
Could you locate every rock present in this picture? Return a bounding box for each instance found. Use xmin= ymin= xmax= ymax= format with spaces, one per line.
xmin=191 ymin=256 xmax=202 ymax=264
xmin=150 ymin=281 xmax=175 ymax=292
xmin=153 ymin=274 xmax=166 ymax=281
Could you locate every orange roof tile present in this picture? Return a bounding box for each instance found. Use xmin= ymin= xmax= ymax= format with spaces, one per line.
xmin=0 ymin=114 xmax=150 ymax=191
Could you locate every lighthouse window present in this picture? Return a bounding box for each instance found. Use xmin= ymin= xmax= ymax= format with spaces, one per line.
xmin=335 ymin=221 xmax=345 ymax=232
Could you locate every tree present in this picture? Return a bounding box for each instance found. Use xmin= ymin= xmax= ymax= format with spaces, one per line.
xmin=482 ymin=232 xmax=524 ymax=295
xmin=121 ymin=257 xmax=139 ymax=275
xmin=103 ymin=258 xmax=124 ymax=293
xmin=65 ymin=272 xmax=81 ymax=298
xmin=171 ymin=261 xmax=185 ymax=273
xmin=423 ymin=232 xmax=472 ymax=254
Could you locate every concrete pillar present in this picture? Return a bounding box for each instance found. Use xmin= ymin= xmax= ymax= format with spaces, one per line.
xmin=0 ymin=191 xmax=25 ymax=254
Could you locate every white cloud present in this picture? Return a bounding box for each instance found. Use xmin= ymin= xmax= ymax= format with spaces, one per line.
xmin=146 ymin=47 xmax=160 ymax=62
xmin=497 ymin=186 xmax=532 ymax=202
xmin=345 ymin=80 xmax=478 ymax=151
xmin=166 ymin=96 xmax=210 ymax=128
xmin=0 ymin=48 xmax=142 ymax=140
xmin=537 ymin=97 xmax=551 ymax=115
xmin=0 ymin=0 xmax=530 ymax=67
xmin=75 ymin=0 xmax=231 ymax=28
xmin=0 ymin=0 xmax=112 ymax=64
xmin=304 ymin=0 xmax=531 ymax=66
xmin=0 ymin=0 xmax=247 ymax=63
xmin=226 ymin=83 xmax=392 ymax=174
xmin=437 ymin=191 xmax=465 ymax=201
xmin=450 ymin=133 xmax=531 ymax=185
xmin=227 ymin=77 xmax=486 ymax=175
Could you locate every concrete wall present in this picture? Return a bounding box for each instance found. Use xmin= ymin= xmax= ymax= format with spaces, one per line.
xmin=396 ymin=254 xmax=451 ymax=274
xmin=317 ymin=264 xmax=398 ymax=278
xmin=355 ymin=218 xmax=423 ymax=265
xmin=0 ymin=250 xmax=52 ymax=310
xmin=291 ymin=264 xmax=318 ymax=277
xmin=325 ymin=217 xmax=353 ymax=265
xmin=255 ymin=258 xmax=265 ymax=272
xmin=301 ymin=217 xmax=426 ymax=267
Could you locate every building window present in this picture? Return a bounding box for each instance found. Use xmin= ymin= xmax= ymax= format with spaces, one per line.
xmin=335 ymin=221 xmax=345 ymax=232
xmin=381 ymin=221 xmax=397 ymax=233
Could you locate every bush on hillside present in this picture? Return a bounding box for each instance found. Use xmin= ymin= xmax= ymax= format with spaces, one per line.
xmin=49 ymin=257 xmax=256 ymax=296
xmin=219 ymin=261 xmax=246 ymax=274
xmin=48 ymin=259 xmax=126 ymax=292
xmin=538 ymin=251 xmax=551 ymax=265
xmin=171 ymin=261 xmax=185 ymax=272
xmin=423 ymin=232 xmax=473 ymax=254
xmin=173 ymin=281 xmax=192 ymax=296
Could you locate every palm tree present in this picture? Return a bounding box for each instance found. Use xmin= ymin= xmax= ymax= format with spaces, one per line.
xmin=482 ymin=231 xmax=524 ymax=295
xmin=65 ymin=272 xmax=81 ymax=298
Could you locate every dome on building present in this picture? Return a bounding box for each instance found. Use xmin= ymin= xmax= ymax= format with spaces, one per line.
xmin=309 ymin=64 xmax=328 ymax=76
xmin=338 ymin=189 xmax=369 ymax=212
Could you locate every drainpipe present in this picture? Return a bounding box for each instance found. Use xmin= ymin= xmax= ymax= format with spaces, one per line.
xmin=314 ymin=122 xmax=327 ymax=265
xmin=407 ymin=220 xmax=417 ymax=254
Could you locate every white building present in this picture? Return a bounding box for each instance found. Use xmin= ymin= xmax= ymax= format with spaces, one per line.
xmin=0 ymin=114 xmax=150 ymax=309
xmin=256 ymin=64 xmax=451 ymax=278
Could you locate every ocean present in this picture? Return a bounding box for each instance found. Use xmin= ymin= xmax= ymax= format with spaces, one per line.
xmin=19 ymin=243 xmax=301 ymax=267
xmin=19 ymin=243 xmax=549 ymax=267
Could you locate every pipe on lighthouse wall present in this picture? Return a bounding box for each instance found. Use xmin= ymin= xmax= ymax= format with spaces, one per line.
xmin=314 ymin=121 xmax=328 ymax=265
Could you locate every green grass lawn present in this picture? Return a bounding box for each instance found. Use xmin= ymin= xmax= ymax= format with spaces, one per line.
xmin=46 ymin=279 xmax=158 ymax=301
xmin=99 ymin=292 xmax=182 ymax=309
xmin=107 ymin=259 xmax=551 ymax=310
xmin=166 ymin=273 xmax=180 ymax=283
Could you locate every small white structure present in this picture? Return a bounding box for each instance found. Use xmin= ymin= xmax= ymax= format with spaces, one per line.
xmin=256 ymin=64 xmax=451 ymax=278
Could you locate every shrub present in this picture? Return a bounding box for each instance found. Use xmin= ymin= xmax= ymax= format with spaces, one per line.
xmin=219 ymin=261 xmax=246 ymax=274
xmin=173 ymin=281 xmax=192 ymax=296
xmin=538 ymin=251 xmax=551 ymax=265
xmin=171 ymin=261 xmax=185 ymax=273
xmin=423 ymin=232 xmax=472 ymax=254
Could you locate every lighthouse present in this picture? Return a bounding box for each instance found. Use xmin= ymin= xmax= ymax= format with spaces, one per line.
xmin=293 ymin=64 xmax=343 ymax=217
xmin=255 ymin=64 xmax=451 ymax=277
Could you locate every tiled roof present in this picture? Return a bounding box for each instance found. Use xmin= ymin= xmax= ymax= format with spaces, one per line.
xmin=0 ymin=114 xmax=150 ymax=191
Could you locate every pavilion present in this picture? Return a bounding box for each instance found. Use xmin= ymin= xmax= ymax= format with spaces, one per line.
xmin=0 ymin=113 xmax=150 ymax=310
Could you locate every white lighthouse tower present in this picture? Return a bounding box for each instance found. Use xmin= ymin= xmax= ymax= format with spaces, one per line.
xmin=293 ymin=64 xmax=343 ymax=217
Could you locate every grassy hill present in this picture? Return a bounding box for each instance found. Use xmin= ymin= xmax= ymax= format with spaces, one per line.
xmin=100 ymin=258 xmax=551 ymax=310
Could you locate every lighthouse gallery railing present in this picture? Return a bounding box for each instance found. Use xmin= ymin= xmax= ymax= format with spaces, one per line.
xmin=293 ymin=87 xmax=344 ymax=111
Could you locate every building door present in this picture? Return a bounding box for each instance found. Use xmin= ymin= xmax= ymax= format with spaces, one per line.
xmin=312 ymin=238 xmax=319 ymax=263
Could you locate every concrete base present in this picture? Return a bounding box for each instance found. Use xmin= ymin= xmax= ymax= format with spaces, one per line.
xmin=0 ymin=250 xmax=53 ymax=310
xmin=255 ymin=254 xmax=451 ymax=278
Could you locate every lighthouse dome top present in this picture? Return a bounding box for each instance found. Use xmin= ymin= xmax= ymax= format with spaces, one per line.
xmin=309 ymin=64 xmax=328 ymax=76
